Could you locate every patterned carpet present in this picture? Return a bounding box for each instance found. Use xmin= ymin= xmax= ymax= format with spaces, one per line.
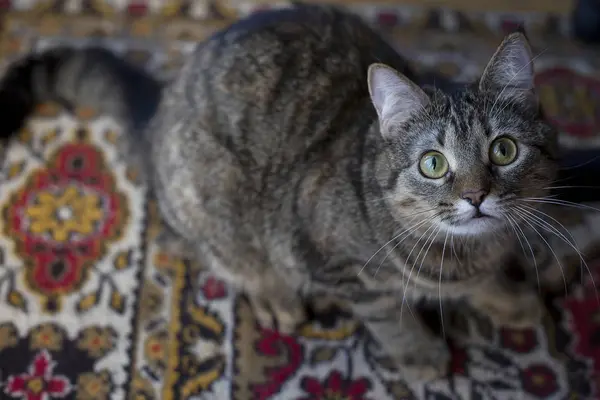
xmin=2 ymin=1 xmax=600 ymax=399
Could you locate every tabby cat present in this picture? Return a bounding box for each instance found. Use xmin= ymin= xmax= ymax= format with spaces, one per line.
xmin=0 ymin=4 xmax=576 ymax=381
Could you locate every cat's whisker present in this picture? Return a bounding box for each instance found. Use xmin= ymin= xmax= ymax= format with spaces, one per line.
xmin=513 ymin=213 xmax=541 ymax=289
xmin=358 ymin=213 xmax=438 ymax=276
xmin=438 ymin=229 xmax=450 ymax=341
xmin=411 ymin=223 xmax=441 ymax=277
xmin=513 ymin=206 xmax=576 ymax=282
xmin=525 ymin=211 xmax=586 ymax=278
xmin=515 ymin=205 xmax=599 ymax=304
xmin=503 ymin=211 xmax=540 ymax=292
xmin=399 ymin=294 xmax=417 ymax=323
xmin=373 ymin=220 xmax=441 ymax=280
xmin=511 ymin=207 xmax=568 ymax=295
xmin=543 ymin=185 xmax=600 ymax=190
xmin=400 ymin=224 xmax=441 ymax=322
xmin=523 ymin=206 xmax=588 ymax=267
xmin=450 ymin=233 xmax=460 ymax=264
xmin=542 ymin=176 xmax=581 ymax=188
xmin=517 ymin=204 xmax=579 ymax=249
xmin=521 ymin=197 xmax=600 ymax=214
xmin=394 ymin=222 xmax=439 ymax=278
xmin=376 ymin=217 xmax=439 ymax=278
xmin=520 ymin=208 xmax=597 ymax=301
xmin=559 ymin=154 xmax=600 ymax=171
xmin=501 ymin=193 xmax=559 ymax=204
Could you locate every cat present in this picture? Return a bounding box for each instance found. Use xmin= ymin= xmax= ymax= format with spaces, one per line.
xmin=0 ymin=4 xmax=586 ymax=381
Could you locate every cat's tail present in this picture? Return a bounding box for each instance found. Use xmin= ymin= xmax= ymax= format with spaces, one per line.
xmin=0 ymin=45 xmax=162 ymax=158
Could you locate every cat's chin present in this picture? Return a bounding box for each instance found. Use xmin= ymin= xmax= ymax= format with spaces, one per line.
xmin=441 ymin=216 xmax=502 ymax=237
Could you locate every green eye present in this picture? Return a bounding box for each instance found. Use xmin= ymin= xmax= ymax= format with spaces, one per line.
xmin=489 ymin=137 xmax=518 ymax=166
xmin=419 ymin=151 xmax=449 ymax=179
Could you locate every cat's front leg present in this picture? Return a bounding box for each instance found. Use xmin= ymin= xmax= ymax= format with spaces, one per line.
xmin=245 ymin=284 xmax=307 ymax=334
xmin=467 ymin=276 xmax=544 ymax=328
xmin=157 ymin=230 xmax=307 ymax=333
xmin=202 ymin=244 xmax=308 ymax=334
xmin=352 ymin=294 xmax=450 ymax=382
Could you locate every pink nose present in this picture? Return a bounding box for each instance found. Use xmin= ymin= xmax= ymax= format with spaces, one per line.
xmin=461 ymin=189 xmax=488 ymax=207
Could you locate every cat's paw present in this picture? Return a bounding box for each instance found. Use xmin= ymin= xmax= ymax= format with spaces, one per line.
xmin=249 ymin=292 xmax=306 ymax=334
xmin=390 ymin=337 xmax=450 ymax=382
xmin=474 ymin=291 xmax=544 ymax=328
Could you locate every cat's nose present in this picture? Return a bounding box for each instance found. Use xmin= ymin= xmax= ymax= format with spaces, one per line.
xmin=461 ymin=189 xmax=488 ymax=207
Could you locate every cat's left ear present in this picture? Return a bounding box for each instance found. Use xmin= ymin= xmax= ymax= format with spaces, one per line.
xmin=368 ymin=63 xmax=430 ymax=136
xmin=479 ymin=33 xmax=537 ymax=108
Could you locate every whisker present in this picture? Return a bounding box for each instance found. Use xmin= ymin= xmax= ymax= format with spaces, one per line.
xmin=373 ymin=214 xmax=439 ymax=278
xmin=544 ymin=185 xmax=600 ymax=191
xmin=505 ymin=212 xmax=540 ymax=292
xmin=511 ymin=207 xmax=568 ymax=295
xmin=521 ymin=205 xmax=584 ymax=276
xmin=518 ymin=204 xmax=579 ymax=249
xmin=400 ymin=224 xmax=441 ymax=321
xmin=438 ymin=229 xmax=450 ymax=341
xmin=559 ymin=154 xmax=600 ymax=171
xmin=516 ymin=205 xmax=599 ymax=304
xmin=450 ymin=233 xmax=460 ymax=265
xmin=381 ymin=219 xmax=438 ymax=279
xmin=522 ymin=198 xmax=600 ymax=214
xmin=358 ymin=212 xmax=437 ymax=276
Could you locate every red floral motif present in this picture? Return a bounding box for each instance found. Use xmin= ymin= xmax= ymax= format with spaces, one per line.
xmin=200 ymin=276 xmax=227 ymax=300
xmin=520 ymin=364 xmax=559 ymax=398
xmin=4 ymin=141 xmax=128 ymax=310
xmin=4 ymin=350 xmax=71 ymax=400
xmin=536 ymin=67 xmax=600 ymax=138
xmin=499 ymin=328 xmax=538 ymax=353
xmin=127 ymin=2 xmax=148 ymax=16
xmin=449 ymin=341 xmax=468 ymax=375
xmin=299 ymin=370 xmax=372 ymax=400
xmin=376 ymin=11 xmax=399 ymax=27
xmin=559 ymin=261 xmax=600 ymax=388
xmin=251 ymin=330 xmax=304 ymax=400
xmin=500 ymin=19 xmax=523 ymax=34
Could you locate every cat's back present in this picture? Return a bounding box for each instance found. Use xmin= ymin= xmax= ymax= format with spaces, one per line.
xmin=166 ymin=4 xmax=413 ymax=165
xmin=194 ymin=4 xmax=411 ymax=95
xmin=150 ymin=4 xmax=413 ymax=240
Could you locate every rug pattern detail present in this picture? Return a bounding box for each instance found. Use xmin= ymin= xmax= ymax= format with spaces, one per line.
xmin=1 ymin=1 xmax=600 ymax=399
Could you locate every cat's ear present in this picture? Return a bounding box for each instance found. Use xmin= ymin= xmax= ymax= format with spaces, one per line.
xmin=368 ymin=63 xmax=429 ymax=134
xmin=479 ymin=33 xmax=537 ymax=107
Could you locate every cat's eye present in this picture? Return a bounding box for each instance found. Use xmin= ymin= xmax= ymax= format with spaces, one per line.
xmin=419 ymin=151 xmax=449 ymax=179
xmin=489 ymin=137 xmax=518 ymax=166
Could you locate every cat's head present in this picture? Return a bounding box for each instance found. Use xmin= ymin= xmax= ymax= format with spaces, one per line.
xmin=367 ymin=33 xmax=557 ymax=236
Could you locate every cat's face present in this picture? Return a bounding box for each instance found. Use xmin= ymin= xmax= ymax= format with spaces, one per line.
xmin=380 ymin=89 xmax=556 ymax=236
xmin=368 ymin=33 xmax=557 ymax=237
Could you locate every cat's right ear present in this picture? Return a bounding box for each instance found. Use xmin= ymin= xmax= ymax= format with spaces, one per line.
xmin=478 ymin=33 xmax=537 ymax=108
xmin=367 ymin=63 xmax=429 ymax=135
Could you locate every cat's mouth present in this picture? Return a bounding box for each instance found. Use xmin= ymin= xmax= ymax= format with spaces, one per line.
xmin=472 ymin=210 xmax=492 ymax=219
xmin=442 ymin=198 xmax=506 ymax=235
xmin=449 ymin=212 xmax=500 ymax=235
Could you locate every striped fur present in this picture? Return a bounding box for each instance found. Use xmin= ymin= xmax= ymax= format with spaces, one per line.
xmin=0 ymin=4 xmax=566 ymax=381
